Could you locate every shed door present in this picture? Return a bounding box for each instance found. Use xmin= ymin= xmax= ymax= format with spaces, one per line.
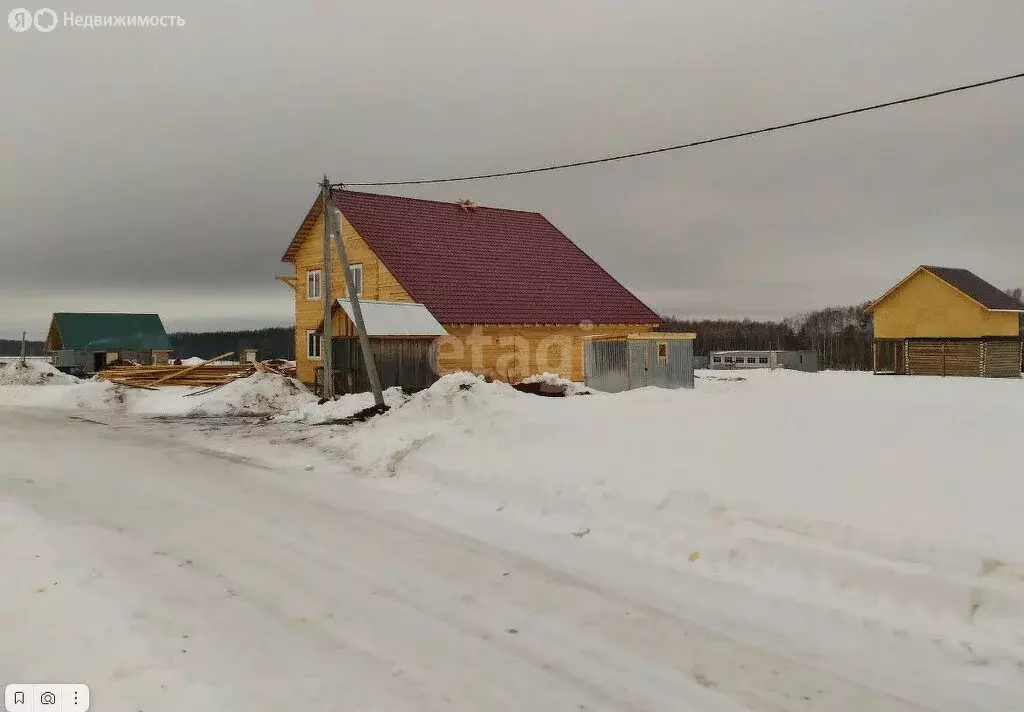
xmin=648 ymin=341 xmax=670 ymax=387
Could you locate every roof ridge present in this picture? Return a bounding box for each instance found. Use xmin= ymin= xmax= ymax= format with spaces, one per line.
xmin=921 ymin=264 xmax=969 ymax=272
xmin=333 ymin=188 xmax=545 ymax=217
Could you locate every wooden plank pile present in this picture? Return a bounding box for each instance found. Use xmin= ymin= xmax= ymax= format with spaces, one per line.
xmin=96 ymin=352 xmax=296 ymax=390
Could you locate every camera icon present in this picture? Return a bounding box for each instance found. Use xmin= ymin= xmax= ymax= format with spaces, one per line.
xmin=5 ymin=684 xmax=88 ymax=710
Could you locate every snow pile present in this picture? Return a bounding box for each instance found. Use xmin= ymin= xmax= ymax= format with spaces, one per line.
xmin=171 ymin=357 xmax=240 ymax=366
xmin=0 ymin=371 xmax=318 ymax=418
xmin=337 ymin=373 xmax=557 ymax=476
xmin=0 ymin=359 xmax=80 ymax=386
xmin=517 ymin=371 xmax=592 ymax=396
xmin=184 ymin=373 xmax=315 ymax=417
xmin=275 ymin=386 xmax=408 ymax=424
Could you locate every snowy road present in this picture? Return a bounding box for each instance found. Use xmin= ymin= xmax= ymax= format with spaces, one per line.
xmin=0 ymin=406 xmax=1019 ymax=711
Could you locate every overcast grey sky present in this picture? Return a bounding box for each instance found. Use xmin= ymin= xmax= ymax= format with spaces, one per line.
xmin=2 ymin=0 xmax=1022 ymax=338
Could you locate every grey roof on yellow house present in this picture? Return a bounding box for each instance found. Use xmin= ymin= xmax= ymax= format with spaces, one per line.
xmin=866 ymin=266 xmax=1024 ymax=313
xmin=920 ymin=266 xmax=1024 ymax=311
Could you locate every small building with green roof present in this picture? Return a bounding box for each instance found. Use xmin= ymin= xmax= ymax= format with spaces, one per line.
xmin=45 ymin=312 xmax=172 ymax=374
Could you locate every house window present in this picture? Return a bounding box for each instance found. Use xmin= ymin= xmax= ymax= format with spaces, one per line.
xmin=306 ymin=330 xmax=322 ymax=360
xmin=724 ymin=357 xmax=733 ymax=363
xmin=713 ymin=356 xmax=722 ymax=363
xmin=306 ymin=269 xmax=322 ymax=300
xmin=759 ymin=357 xmax=769 ymax=364
xmin=657 ymin=342 xmax=668 ymax=362
xmin=348 ymin=263 xmax=363 ymax=297
xmin=747 ymin=357 xmax=756 ymax=364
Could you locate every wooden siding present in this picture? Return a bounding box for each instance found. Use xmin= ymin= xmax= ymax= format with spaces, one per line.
xmin=291 ymin=213 xmax=413 ymax=382
xmin=438 ymin=324 xmax=655 ymax=382
xmin=984 ymin=339 xmax=1023 ymax=377
xmin=873 ymin=269 xmax=1019 ymax=339
xmin=906 ymin=340 xmax=981 ymax=377
xmin=875 ymin=337 xmax=1021 ymax=378
xmin=328 ymin=337 xmax=439 ymax=394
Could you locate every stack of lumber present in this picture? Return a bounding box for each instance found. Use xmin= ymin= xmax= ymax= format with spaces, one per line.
xmin=96 ymin=352 xmax=295 ymax=390
xmin=262 ymin=359 xmax=297 ymax=378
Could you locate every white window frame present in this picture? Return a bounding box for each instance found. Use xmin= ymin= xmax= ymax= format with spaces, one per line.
xmin=306 ymin=330 xmax=322 ymax=360
xmin=306 ymin=268 xmax=322 ymax=301
xmin=348 ymin=263 xmax=363 ymax=298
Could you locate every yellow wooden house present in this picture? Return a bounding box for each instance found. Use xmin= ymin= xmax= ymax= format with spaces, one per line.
xmin=865 ymin=265 xmax=1023 ymax=377
xmin=278 ymin=190 xmax=660 ymax=385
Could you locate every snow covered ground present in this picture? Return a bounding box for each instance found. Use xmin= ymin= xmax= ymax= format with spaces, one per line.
xmin=1 ymin=370 xmax=1022 ymax=710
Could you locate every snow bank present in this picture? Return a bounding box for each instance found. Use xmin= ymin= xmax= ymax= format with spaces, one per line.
xmin=312 ymin=369 xmax=1024 ymax=670
xmin=274 ymin=386 xmax=408 ymax=424
xmin=183 ymin=373 xmax=315 ymax=417
xmin=0 ymin=359 xmax=80 ymax=386
xmin=0 ymin=371 xmax=318 ymax=418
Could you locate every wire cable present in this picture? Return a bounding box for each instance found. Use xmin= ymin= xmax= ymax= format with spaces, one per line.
xmin=336 ymin=71 xmax=1024 ymax=188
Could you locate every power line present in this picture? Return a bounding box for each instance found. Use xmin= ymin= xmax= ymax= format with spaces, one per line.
xmin=336 ymin=71 xmax=1024 ymax=188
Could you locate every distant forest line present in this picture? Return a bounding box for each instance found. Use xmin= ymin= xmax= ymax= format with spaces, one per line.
xmin=662 ymin=304 xmax=875 ymax=371
xmin=3 ymin=290 xmax=1021 ymax=371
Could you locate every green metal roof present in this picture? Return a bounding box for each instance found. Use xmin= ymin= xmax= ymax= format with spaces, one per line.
xmin=50 ymin=313 xmax=171 ymax=351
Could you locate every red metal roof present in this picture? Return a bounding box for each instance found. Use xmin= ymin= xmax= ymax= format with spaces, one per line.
xmin=287 ymin=190 xmax=659 ymax=326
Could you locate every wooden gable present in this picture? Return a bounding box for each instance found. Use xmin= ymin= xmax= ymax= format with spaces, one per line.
xmin=869 ymin=268 xmax=1019 ymax=339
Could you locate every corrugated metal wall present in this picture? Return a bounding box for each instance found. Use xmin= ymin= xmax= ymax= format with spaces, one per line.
xmin=585 ymin=338 xmax=694 ymax=391
xmin=642 ymin=339 xmax=694 ymax=388
xmin=584 ymin=339 xmax=629 ymax=393
xmin=330 ymin=337 xmax=439 ymax=394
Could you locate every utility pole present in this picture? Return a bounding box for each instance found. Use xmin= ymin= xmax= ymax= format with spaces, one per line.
xmin=328 ymin=192 xmax=384 ymax=407
xmin=320 ymin=176 xmax=334 ymax=399
xmin=20 ymin=331 xmax=26 ymax=367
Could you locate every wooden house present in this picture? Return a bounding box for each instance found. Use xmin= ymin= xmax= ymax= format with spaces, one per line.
xmin=279 ymin=190 xmax=660 ymax=385
xmin=865 ymin=266 xmax=1023 ymax=377
xmin=45 ymin=312 xmax=172 ymax=374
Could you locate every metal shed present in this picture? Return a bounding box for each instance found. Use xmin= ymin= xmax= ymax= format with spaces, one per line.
xmin=584 ymin=332 xmax=696 ymax=392
xmin=318 ymin=299 xmax=449 ymax=395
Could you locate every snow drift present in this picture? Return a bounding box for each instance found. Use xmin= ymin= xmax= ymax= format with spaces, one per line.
xmin=0 ymin=359 xmax=80 ymax=386
xmin=0 ymin=370 xmax=317 ymax=417
xmin=307 ymin=370 xmax=1024 ymax=686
